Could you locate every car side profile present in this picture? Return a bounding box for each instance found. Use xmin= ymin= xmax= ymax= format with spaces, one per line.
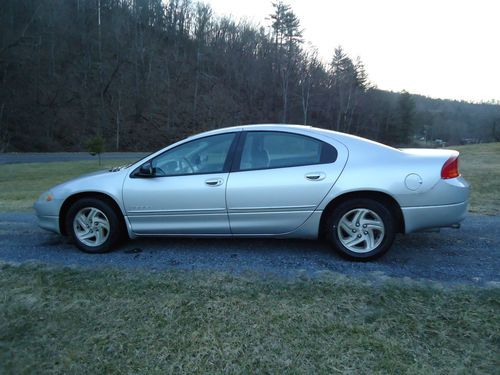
xmin=34 ymin=124 xmax=470 ymax=260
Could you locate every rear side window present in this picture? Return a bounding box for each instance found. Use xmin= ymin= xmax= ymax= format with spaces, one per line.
xmin=239 ymin=131 xmax=337 ymax=171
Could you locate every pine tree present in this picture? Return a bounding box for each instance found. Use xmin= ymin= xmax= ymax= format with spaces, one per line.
xmin=270 ymin=1 xmax=302 ymax=123
xmin=396 ymin=90 xmax=416 ymax=145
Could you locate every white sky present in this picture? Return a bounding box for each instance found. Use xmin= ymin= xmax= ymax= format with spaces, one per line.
xmin=204 ymin=0 xmax=500 ymax=103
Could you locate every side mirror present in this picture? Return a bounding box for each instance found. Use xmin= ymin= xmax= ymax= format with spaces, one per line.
xmin=138 ymin=161 xmax=154 ymax=177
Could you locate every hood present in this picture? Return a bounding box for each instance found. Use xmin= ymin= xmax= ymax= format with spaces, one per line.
xmin=53 ymin=169 xmax=114 ymax=188
xmin=49 ymin=167 xmax=129 ymax=199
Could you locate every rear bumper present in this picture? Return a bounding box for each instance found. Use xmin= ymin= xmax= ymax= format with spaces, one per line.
xmin=402 ymin=200 xmax=468 ymax=233
xmin=36 ymin=214 xmax=61 ymax=234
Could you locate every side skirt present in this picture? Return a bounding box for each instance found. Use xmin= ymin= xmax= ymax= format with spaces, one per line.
xmin=125 ymin=211 xmax=323 ymax=240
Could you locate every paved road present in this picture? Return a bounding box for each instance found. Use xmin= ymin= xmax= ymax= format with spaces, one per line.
xmin=0 ymin=212 xmax=498 ymax=285
xmin=0 ymin=152 xmax=148 ymax=164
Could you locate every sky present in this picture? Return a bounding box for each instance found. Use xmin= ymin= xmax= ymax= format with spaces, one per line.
xmin=204 ymin=0 xmax=499 ymax=103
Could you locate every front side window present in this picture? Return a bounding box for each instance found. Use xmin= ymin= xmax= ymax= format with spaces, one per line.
xmin=152 ymin=133 xmax=235 ymax=176
xmin=239 ymin=132 xmax=337 ymax=171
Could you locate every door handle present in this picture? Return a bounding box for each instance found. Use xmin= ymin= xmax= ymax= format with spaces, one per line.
xmin=305 ymin=172 xmax=326 ymax=181
xmin=205 ymin=178 xmax=224 ymax=186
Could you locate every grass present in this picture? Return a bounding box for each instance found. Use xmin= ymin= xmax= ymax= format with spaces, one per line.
xmin=0 ymin=263 xmax=498 ymax=374
xmin=0 ymin=144 xmax=498 ymax=373
xmin=0 ymin=159 xmax=135 ymax=212
xmin=1 ymin=143 xmax=498 ymax=214
xmin=0 ymin=143 xmax=500 ymax=374
xmin=453 ymin=142 xmax=500 ymax=215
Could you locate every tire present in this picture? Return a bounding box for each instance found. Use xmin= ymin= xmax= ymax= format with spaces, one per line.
xmin=326 ymin=198 xmax=396 ymax=261
xmin=65 ymin=198 xmax=123 ymax=253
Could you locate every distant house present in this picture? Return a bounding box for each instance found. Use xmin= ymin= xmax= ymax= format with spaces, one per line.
xmin=434 ymin=139 xmax=446 ymax=148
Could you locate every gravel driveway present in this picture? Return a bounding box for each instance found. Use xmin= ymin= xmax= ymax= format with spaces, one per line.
xmin=0 ymin=211 xmax=498 ymax=285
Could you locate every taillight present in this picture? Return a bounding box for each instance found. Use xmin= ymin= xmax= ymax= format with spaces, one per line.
xmin=441 ymin=155 xmax=460 ymax=179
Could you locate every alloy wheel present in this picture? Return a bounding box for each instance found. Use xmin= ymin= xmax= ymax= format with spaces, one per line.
xmin=336 ymin=208 xmax=385 ymax=253
xmin=73 ymin=207 xmax=110 ymax=247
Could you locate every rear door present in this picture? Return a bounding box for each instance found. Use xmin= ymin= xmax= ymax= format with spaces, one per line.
xmin=226 ymin=131 xmax=347 ymax=234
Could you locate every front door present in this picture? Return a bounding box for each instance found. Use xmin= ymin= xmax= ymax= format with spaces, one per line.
xmin=123 ymin=132 xmax=237 ymax=235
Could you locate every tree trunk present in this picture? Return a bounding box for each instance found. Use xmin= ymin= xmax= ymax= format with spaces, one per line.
xmin=193 ymin=50 xmax=200 ymax=124
xmin=281 ymin=67 xmax=289 ymax=123
xmin=301 ymin=80 xmax=310 ymax=125
xmin=116 ymin=90 xmax=121 ymax=151
xmin=344 ymin=86 xmax=354 ymax=133
xmin=0 ymin=103 xmax=5 ymax=151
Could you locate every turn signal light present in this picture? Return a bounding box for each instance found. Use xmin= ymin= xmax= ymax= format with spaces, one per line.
xmin=441 ymin=156 xmax=460 ymax=179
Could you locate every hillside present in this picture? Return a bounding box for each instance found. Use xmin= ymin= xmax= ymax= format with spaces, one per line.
xmin=1 ymin=0 xmax=499 ymax=152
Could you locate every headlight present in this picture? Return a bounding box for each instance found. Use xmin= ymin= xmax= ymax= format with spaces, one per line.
xmin=39 ymin=191 xmax=54 ymax=202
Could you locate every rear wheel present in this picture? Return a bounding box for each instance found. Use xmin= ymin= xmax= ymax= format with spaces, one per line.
xmin=326 ymin=198 xmax=395 ymax=261
xmin=65 ymin=198 xmax=122 ymax=253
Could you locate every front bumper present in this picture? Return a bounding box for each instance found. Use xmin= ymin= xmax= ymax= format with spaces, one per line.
xmin=402 ymin=200 xmax=469 ymax=233
xmin=34 ymin=198 xmax=63 ymax=234
xmin=36 ymin=214 xmax=61 ymax=234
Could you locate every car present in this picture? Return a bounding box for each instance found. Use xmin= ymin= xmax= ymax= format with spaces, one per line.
xmin=34 ymin=124 xmax=470 ymax=260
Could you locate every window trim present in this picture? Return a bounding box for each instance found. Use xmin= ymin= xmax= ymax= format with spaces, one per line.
xmin=230 ymin=130 xmax=338 ymax=173
xmin=131 ymin=132 xmax=241 ymax=178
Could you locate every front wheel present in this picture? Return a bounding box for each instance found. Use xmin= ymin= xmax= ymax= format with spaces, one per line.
xmin=65 ymin=198 xmax=122 ymax=253
xmin=326 ymin=199 xmax=396 ymax=261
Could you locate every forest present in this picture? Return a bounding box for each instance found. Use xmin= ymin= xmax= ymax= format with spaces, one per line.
xmin=1 ymin=0 xmax=499 ymax=152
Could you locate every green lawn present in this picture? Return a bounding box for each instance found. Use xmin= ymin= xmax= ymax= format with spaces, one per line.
xmin=0 ymin=263 xmax=498 ymax=374
xmin=0 ymin=159 xmax=134 ymax=212
xmin=0 ymin=143 xmax=498 ymax=214
xmin=0 ymin=145 xmax=498 ymax=373
xmin=454 ymin=142 xmax=500 ymax=215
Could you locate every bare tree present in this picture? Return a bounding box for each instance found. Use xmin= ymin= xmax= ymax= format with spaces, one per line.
xmin=0 ymin=0 xmax=496 ymax=151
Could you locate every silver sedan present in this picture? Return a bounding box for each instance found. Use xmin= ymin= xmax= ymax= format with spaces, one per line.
xmin=34 ymin=124 xmax=470 ymax=260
